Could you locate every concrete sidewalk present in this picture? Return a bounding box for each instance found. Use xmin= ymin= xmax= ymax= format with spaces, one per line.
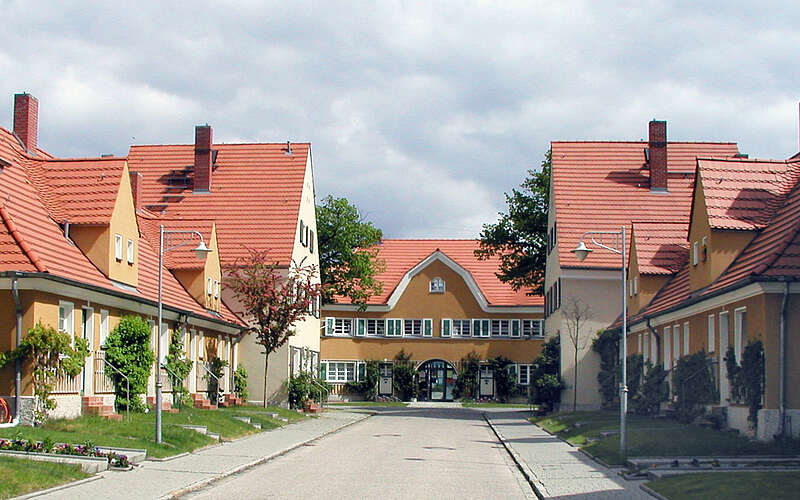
xmin=32 ymin=410 xmax=370 ymax=500
xmin=485 ymin=410 xmax=651 ymax=499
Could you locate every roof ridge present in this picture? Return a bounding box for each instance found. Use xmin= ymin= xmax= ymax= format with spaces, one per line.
xmin=552 ymin=140 xmax=738 ymax=145
xmin=0 ymin=203 xmax=47 ymax=272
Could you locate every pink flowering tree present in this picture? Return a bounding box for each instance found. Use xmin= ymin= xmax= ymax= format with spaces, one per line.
xmin=226 ymin=248 xmax=322 ymax=407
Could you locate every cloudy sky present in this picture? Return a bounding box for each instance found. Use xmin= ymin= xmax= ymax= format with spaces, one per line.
xmin=1 ymin=1 xmax=799 ymax=238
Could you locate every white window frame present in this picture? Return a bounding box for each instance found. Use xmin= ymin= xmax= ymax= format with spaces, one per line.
xmin=701 ymin=236 xmax=708 ymax=261
xmin=366 ymin=318 xmax=385 ymax=336
xmin=429 ymin=277 xmax=446 ymax=293
xmin=707 ymin=314 xmax=715 ymax=353
xmin=441 ymin=318 xmax=451 ymax=337
xmin=356 ymin=318 xmax=366 ymax=337
xmin=452 ymin=319 xmax=471 ymax=337
xmin=207 ymin=277 xmax=213 ymax=295
xmin=692 ymin=241 xmax=699 ymax=266
xmin=198 ymin=331 xmax=205 ymax=359
xmin=325 ymin=361 xmax=356 ymax=383
xmin=637 ymin=333 xmax=642 ymax=354
xmin=734 ymin=307 xmax=746 ymax=365
xmin=403 ymin=319 xmax=423 ymax=336
xmin=673 ymin=324 xmax=680 ymax=363
xmin=633 ymin=276 xmax=638 ymax=295
xmin=511 ymin=319 xmax=521 ymax=338
xmin=663 ymin=326 xmax=671 ymax=369
xmin=82 ymin=306 xmax=95 ymax=351
xmin=650 ymin=331 xmax=657 ymax=362
xmin=643 ymin=332 xmax=650 ymax=362
xmin=99 ymin=309 xmax=110 ymax=347
xmin=58 ymin=301 xmax=75 ymax=340
xmin=331 ymin=318 xmax=354 ymax=336
xmin=518 ymin=364 xmax=532 ymax=385
xmin=683 ymin=321 xmax=690 ymax=355
xmin=190 ymin=328 xmax=197 ymax=361
xmin=423 ymin=318 xmax=433 ymax=337
xmin=126 ymin=238 xmax=135 ymax=264
xmin=214 ymin=280 xmax=220 ymax=299
xmin=522 ymin=319 xmax=544 ymax=338
xmin=114 ymin=234 xmax=123 ymax=261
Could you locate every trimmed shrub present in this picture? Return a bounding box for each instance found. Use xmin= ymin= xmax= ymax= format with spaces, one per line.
xmin=455 ymin=352 xmax=480 ymax=400
xmin=392 ymin=349 xmax=417 ymax=401
xmin=105 ymin=315 xmax=155 ymax=412
xmin=672 ymin=351 xmax=717 ymax=423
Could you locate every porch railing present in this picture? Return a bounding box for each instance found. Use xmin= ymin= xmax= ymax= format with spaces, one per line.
xmin=52 ymin=373 xmax=81 ymax=394
xmin=93 ymin=351 xmax=115 ymax=394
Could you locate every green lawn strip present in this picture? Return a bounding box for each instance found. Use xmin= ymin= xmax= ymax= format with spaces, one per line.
xmin=461 ymin=403 xmax=536 ymax=408
xmin=162 ymin=408 xmax=260 ymax=440
xmin=217 ymin=405 xmax=306 ymax=429
xmin=531 ymin=411 xmax=800 ymax=466
xmin=326 ymin=402 xmax=408 ymax=407
xmin=646 ymin=471 xmax=800 ymax=500
xmin=0 ymin=455 xmax=89 ymax=499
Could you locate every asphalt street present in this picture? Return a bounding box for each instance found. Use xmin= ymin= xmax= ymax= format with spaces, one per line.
xmin=187 ymin=407 xmax=536 ymax=499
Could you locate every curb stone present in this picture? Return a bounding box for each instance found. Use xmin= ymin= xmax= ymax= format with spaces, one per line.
xmin=12 ymin=474 xmax=103 ymax=500
xmin=160 ymin=412 xmax=374 ymax=499
xmin=483 ymin=413 xmax=547 ymax=500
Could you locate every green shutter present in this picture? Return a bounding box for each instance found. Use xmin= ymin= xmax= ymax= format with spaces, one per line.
xmin=512 ymin=320 xmax=520 ymax=337
xmin=395 ymin=319 xmax=402 ymax=336
xmin=358 ymin=362 xmax=366 ymax=381
xmin=424 ymin=319 xmax=432 ymax=337
xmin=326 ymin=317 xmax=334 ymax=336
xmin=473 ymin=319 xmax=480 ymax=337
xmin=320 ymin=362 xmax=327 ymax=381
xmin=442 ymin=319 xmax=451 ymax=337
xmin=357 ymin=318 xmax=366 ymax=336
xmin=387 ymin=319 xmax=394 ymax=336
xmin=482 ymin=320 xmax=490 ymax=337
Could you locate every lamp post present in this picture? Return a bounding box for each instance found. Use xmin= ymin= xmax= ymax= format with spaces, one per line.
xmin=571 ymin=226 xmax=628 ymax=459
xmin=156 ymin=225 xmax=212 ymax=444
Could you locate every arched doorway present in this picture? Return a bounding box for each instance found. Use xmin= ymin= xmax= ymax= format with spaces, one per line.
xmin=417 ymin=359 xmax=457 ymax=401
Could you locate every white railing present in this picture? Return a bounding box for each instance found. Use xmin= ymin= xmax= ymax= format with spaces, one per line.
xmin=93 ymin=351 xmax=115 ymax=394
xmin=52 ymin=373 xmax=81 ymax=394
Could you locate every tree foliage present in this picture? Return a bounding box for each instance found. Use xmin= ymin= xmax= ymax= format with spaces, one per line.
xmin=233 ymin=364 xmax=249 ymax=402
xmin=476 ymin=150 xmax=550 ymax=295
xmin=563 ymin=296 xmax=594 ymax=411
xmin=3 ymin=322 xmax=88 ymax=421
xmin=489 ymin=356 xmax=517 ymax=403
xmin=316 ymin=195 xmax=384 ymax=309
xmin=455 ymin=351 xmax=481 ymax=400
xmin=672 ymin=351 xmax=717 ymax=424
xmin=105 ymin=315 xmax=154 ymax=413
xmin=392 ymin=349 xmax=417 ymax=401
xmin=164 ymin=328 xmax=193 ymax=408
xmin=631 ymin=363 xmax=669 ymax=416
xmin=530 ymin=336 xmax=564 ymax=411
xmin=593 ymin=329 xmax=620 ymax=408
xmin=225 ymin=248 xmax=322 ymax=407
xmin=725 ymin=340 xmax=765 ymax=429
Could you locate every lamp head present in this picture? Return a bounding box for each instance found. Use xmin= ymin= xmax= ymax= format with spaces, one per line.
xmin=194 ymin=240 xmax=212 ymax=260
xmin=571 ymin=241 xmax=592 ymax=262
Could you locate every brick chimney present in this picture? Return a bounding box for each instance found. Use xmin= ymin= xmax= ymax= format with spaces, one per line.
xmin=129 ymin=171 xmax=143 ymax=212
xmin=648 ymin=120 xmax=667 ymax=192
xmin=194 ymin=125 xmax=213 ymax=192
xmin=13 ymin=93 xmax=38 ymax=153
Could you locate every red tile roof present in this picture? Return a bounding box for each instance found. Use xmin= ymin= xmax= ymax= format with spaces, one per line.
xmin=697 ymin=158 xmax=798 ymax=231
xmin=0 ymin=126 xmax=242 ymax=327
xmin=621 ymin=159 xmax=800 ymax=328
xmin=631 ymin=221 xmax=689 ymax=275
xmin=128 ymin=143 xmax=309 ymax=267
xmin=334 ymin=239 xmax=543 ymax=307
xmin=552 ymin=141 xmax=739 ymax=269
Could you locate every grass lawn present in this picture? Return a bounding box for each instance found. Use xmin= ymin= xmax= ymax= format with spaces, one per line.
xmin=0 ymin=405 xmax=304 ymax=459
xmin=461 ymin=402 xmax=537 ymax=408
xmin=646 ymin=471 xmax=800 ymax=500
xmin=532 ymin=411 xmax=800 ymax=465
xmin=0 ymin=456 xmax=89 ymax=499
xmin=327 ymin=402 xmax=408 ymax=407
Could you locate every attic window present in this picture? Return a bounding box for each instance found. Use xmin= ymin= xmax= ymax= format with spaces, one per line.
xmin=429 ymin=277 xmax=445 ymax=294
xmin=127 ymin=239 xmax=135 ymax=264
xmin=701 ymin=236 xmax=708 ymax=262
xmin=207 ymin=277 xmax=213 ymax=296
xmin=692 ymin=241 xmax=699 ymax=266
xmin=0 ymin=156 xmax=10 ymax=172
xmin=114 ymin=234 xmax=123 ymax=261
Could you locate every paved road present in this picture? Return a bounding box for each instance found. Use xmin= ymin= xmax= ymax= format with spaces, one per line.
xmin=187 ymin=407 xmax=536 ymax=500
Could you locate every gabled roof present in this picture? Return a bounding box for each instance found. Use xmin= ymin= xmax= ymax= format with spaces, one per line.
xmin=331 ymin=239 xmax=543 ymax=307
xmin=620 ymin=159 xmax=800 ymax=328
xmin=552 ymin=141 xmax=739 ymax=269
xmin=696 ymin=158 xmax=798 ymax=231
xmin=27 ymin=157 xmax=128 ymax=225
xmin=128 ymin=142 xmax=310 ymax=267
xmin=631 ymin=221 xmax=688 ymax=275
xmin=0 ymin=126 xmax=242 ymax=328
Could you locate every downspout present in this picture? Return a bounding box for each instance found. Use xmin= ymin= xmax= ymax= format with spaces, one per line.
xmin=779 ymin=281 xmax=789 ymax=437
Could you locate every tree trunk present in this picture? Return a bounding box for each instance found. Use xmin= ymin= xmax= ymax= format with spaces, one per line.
xmin=263 ymin=353 xmax=270 ymax=409
xmin=573 ymin=343 xmax=578 ymax=412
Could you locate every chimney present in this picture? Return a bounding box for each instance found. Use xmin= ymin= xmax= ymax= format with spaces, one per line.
xmin=648 ymin=120 xmax=668 ymax=192
xmin=129 ymin=171 xmax=143 ymax=212
xmin=13 ymin=93 xmax=38 ymax=153
xmin=194 ymin=125 xmax=213 ymax=192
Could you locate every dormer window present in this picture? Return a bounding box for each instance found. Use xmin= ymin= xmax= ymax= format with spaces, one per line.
xmin=214 ymin=280 xmax=220 ymax=299
xmin=114 ymin=234 xmax=123 ymax=261
xmin=429 ymin=277 xmax=445 ymax=293
xmin=701 ymin=236 xmax=708 ymax=262
xmin=207 ymin=277 xmax=213 ymax=296
xmin=692 ymin=241 xmax=699 ymax=266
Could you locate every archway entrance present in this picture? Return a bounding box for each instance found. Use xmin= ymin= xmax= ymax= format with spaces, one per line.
xmin=417 ymin=359 xmax=457 ymax=401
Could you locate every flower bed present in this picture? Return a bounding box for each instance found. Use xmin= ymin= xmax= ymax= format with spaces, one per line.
xmin=0 ymin=435 xmax=130 ymax=468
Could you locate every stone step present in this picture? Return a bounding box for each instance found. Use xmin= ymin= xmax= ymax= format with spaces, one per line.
xmin=207 ymin=432 xmax=220 ymax=441
xmin=251 ymin=422 xmax=261 ymax=429
xmin=232 ymin=416 xmax=251 ymax=424
xmin=177 ymin=424 xmax=207 ymax=435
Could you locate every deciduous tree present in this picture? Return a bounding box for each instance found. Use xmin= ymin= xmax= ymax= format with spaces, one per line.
xmin=225 ymin=248 xmax=322 ymax=407
xmin=476 ymin=151 xmax=550 ymax=295
xmin=316 ymin=195 xmax=383 ymax=309
xmin=564 ymin=296 xmax=594 ymax=412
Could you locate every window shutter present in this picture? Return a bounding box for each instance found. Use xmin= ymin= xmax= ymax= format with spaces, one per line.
xmin=511 ymin=320 xmax=520 ymax=337
xmin=395 ymin=319 xmax=403 ymax=336
xmin=357 ymin=319 xmax=366 ymax=336
xmin=472 ymin=319 xmax=481 ymax=337
xmin=508 ymin=364 xmax=518 ymax=380
xmin=326 ymin=318 xmax=334 ymax=336
xmin=299 ymin=220 xmax=305 ymax=245
xmin=320 ymin=362 xmax=327 ymax=380
xmin=387 ymin=319 xmax=394 ymax=336
xmin=441 ymin=319 xmax=451 ymax=337
xmin=481 ymin=320 xmax=490 ymax=337
xmin=357 ymin=362 xmax=366 ymax=381
xmin=423 ymin=319 xmax=432 ymax=337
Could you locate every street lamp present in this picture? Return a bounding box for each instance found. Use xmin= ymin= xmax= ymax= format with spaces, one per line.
xmin=156 ymin=225 xmax=212 ymax=444
xmin=571 ymin=226 xmax=628 ymax=459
